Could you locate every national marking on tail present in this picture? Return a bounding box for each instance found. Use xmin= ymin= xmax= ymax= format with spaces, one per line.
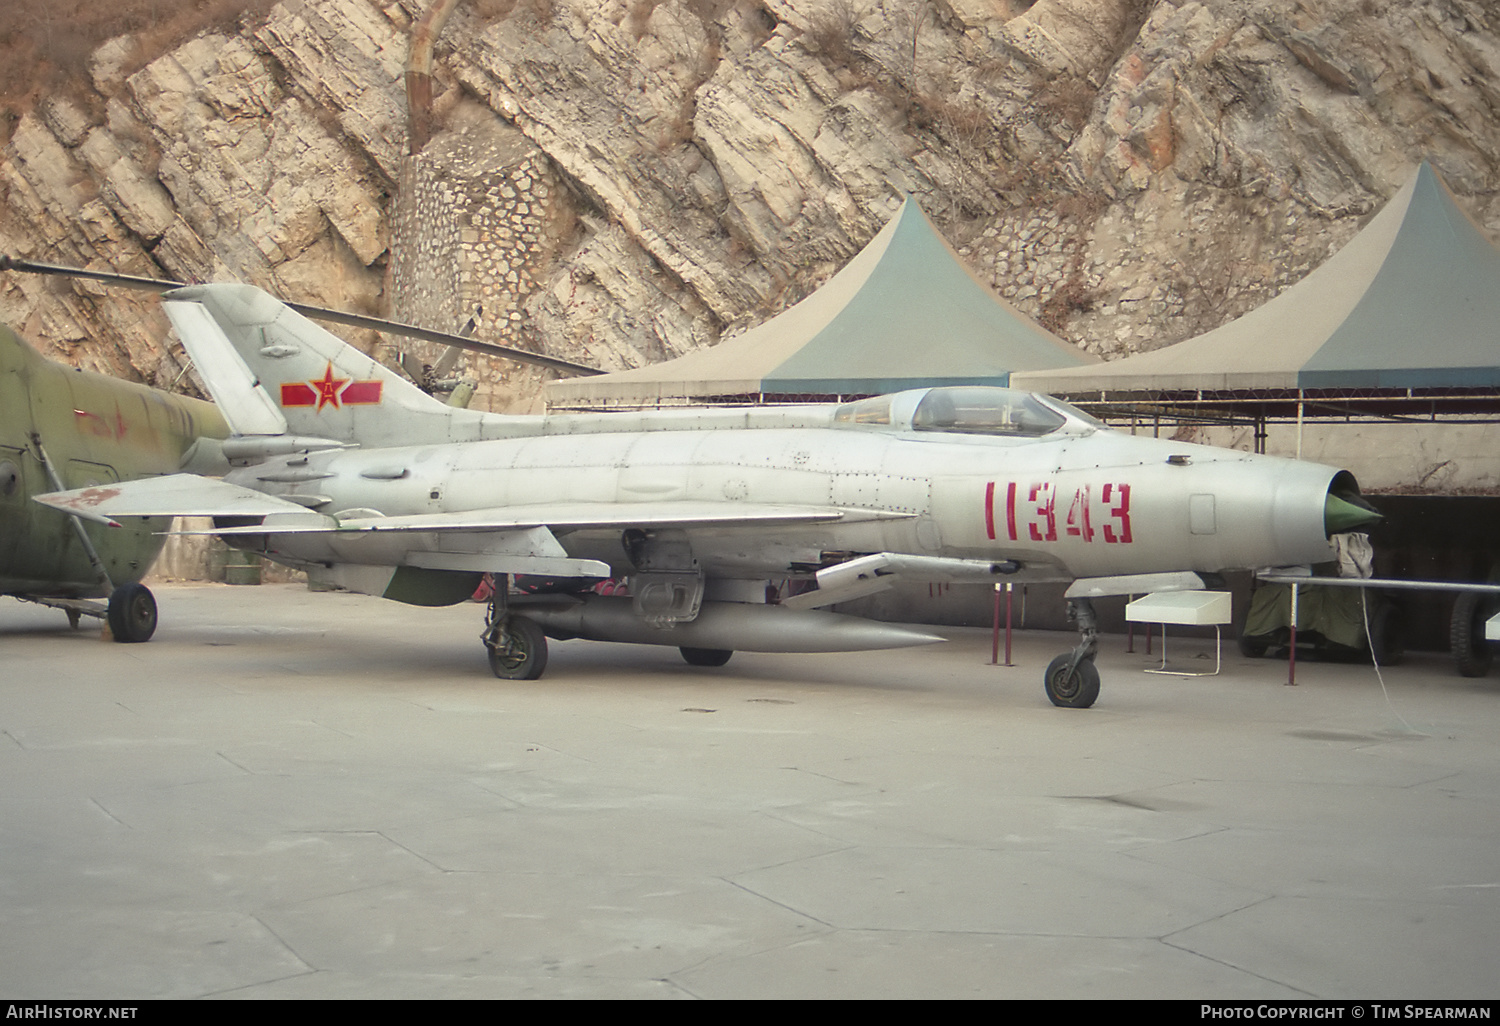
xmin=163 ymin=283 xmax=509 ymax=448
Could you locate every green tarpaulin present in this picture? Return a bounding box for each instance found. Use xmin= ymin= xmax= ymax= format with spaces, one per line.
xmin=1015 ymin=163 xmax=1500 ymax=396
xmin=547 ymin=198 xmax=1095 ymax=406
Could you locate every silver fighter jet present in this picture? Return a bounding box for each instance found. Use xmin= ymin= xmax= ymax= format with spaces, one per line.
xmin=37 ymin=284 xmax=1380 ymax=707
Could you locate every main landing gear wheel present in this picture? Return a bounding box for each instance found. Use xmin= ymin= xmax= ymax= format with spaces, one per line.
xmin=1044 ymin=654 xmax=1100 ymax=709
xmin=106 ymin=583 xmax=157 ymax=643
xmin=487 ymin=616 xmax=548 ymax=680
xmin=680 ymin=647 xmax=733 ymax=667
xmin=1450 ymin=592 xmax=1497 ymax=678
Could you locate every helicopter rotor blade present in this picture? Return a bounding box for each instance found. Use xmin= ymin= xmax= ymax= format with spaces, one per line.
xmin=0 ymin=256 xmax=602 ymax=377
xmin=0 ymin=256 xmax=180 ymax=293
xmin=431 ymin=343 xmax=464 ymax=379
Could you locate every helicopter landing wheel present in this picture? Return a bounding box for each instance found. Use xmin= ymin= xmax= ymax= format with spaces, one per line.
xmin=107 ymin=584 xmax=157 ymax=643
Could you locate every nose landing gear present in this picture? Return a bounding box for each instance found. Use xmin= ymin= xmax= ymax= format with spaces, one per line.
xmin=1044 ymin=597 xmax=1100 ymax=708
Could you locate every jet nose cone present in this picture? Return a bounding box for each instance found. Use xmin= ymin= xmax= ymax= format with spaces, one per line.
xmin=1324 ymin=492 xmax=1382 ymax=535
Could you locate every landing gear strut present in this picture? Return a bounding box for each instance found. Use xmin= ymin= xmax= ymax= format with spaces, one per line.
xmin=31 ymin=433 xmax=156 ymax=643
xmin=1045 ymin=597 xmax=1101 ymax=708
xmin=481 ymin=574 xmax=548 ymax=680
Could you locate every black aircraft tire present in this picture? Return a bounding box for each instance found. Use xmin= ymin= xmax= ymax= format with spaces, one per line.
xmin=1449 ymin=592 xmax=1495 ymax=678
xmin=107 ymin=584 xmax=157 ymax=644
xmin=488 ymin=616 xmax=549 ymax=680
xmin=680 ymin=647 xmax=733 ymax=667
xmin=1044 ymin=654 xmax=1100 ymax=709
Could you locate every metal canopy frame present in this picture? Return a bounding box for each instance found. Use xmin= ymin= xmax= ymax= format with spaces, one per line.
xmin=1049 ymin=387 xmax=1500 ymax=455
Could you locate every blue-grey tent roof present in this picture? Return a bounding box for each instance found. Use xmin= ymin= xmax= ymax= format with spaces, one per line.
xmin=547 ymin=198 xmax=1095 ymax=405
xmin=1014 ymin=162 xmax=1500 ymax=396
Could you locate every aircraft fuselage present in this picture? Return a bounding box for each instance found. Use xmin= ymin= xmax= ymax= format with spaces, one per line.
xmin=230 ymin=411 xmax=1346 ymax=587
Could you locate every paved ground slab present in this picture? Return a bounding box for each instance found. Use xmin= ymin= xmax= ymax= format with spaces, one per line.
xmin=1 ymin=583 xmax=1497 ymax=999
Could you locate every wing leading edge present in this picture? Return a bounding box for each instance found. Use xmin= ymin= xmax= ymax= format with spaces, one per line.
xmin=33 ymin=476 xmax=917 ymax=578
xmin=36 ymin=476 xmax=911 ymax=531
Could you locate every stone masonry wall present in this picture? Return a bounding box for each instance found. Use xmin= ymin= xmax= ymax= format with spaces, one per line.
xmin=389 ymin=100 xmax=571 ymax=411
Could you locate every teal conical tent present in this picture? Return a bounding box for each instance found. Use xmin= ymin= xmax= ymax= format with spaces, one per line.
xmin=1016 ymin=162 xmax=1500 ymax=397
xmin=547 ymin=198 xmax=1095 ymax=407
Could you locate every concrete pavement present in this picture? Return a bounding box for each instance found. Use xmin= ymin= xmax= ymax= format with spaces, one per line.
xmin=1 ymin=583 xmax=1497 ymax=999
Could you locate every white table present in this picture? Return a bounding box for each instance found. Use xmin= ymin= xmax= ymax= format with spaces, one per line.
xmin=1125 ymin=591 xmax=1233 ymax=676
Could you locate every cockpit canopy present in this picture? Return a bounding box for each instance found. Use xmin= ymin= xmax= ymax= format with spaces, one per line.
xmin=833 ymin=386 xmax=1100 ymax=438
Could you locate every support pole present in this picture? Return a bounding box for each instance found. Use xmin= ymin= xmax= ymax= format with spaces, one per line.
xmin=1287 ymin=581 xmax=1299 ymax=686
xmin=1004 ymin=582 xmax=1013 ymax=667
xmin=991 ymin=583 xmax=1001 ymax=665
xmin=1295 ymin=390 xmax=1305 ymax=460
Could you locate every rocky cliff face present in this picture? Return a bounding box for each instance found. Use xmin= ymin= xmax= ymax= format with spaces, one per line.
xmin=2 ymin=0 xmax=1497 ymax=410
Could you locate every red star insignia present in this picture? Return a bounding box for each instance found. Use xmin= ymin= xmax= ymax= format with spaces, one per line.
xmin=311 ymin=363 xmax=349 ymax=410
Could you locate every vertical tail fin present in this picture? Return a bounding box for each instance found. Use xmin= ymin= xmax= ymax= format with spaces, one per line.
xmin=163 ymin=283 xmax=501 ymax=447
